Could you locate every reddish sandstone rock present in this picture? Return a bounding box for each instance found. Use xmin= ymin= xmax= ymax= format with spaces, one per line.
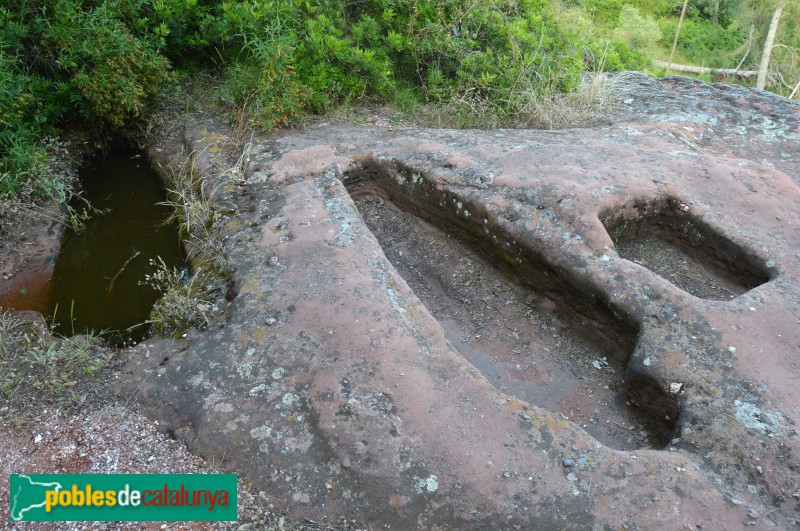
xmin=119 ymin=74 xmax=800 ymax=529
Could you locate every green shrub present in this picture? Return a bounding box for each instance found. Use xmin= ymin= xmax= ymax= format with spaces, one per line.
xmin=658 ymin=17 xmax=745 ymax=67
xmin=0 ymin=0 xmax=650 ymax=197
xmin=298 ymin=12 xmax=395 ymax=105
xmin=0 ymin=1 xmax=173 ymax=196
xmin=215 ymin=8 xmax=311 ymax=129
xmin=0 ymin=47 xmax=55 ymax=194
xmin=45 ymin=2 xmax=173 ymax=129
xmin=584 ymin=39 xmax=650 ymax=71
xmin=691 ymin=0 xmax=734 ymax=27
xmin=582 ymin=0 xmax=629 ymax=26
xmin=0 ymin=129 xmax=47 ymax=196
xmin=207 ymin=0 xmax=603 ymax=128
xmin=615 ymin=5 xmax=663 ymax=50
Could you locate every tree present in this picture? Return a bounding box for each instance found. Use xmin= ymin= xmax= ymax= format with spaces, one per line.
xmin=667 ymin=0 xmax=690 ymax=75
xmin=756 ymin=0 xmax=799 ymax=89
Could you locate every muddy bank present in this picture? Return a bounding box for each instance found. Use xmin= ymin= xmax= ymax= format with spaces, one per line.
xmin=0 ymin=200 xmax=63 ymax=316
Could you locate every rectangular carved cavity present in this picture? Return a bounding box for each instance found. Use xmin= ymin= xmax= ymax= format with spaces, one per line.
xmin=600 ymin=198 xmax=772 ymax=301
xmin=342 ymin=158 xmax=677 ymax=451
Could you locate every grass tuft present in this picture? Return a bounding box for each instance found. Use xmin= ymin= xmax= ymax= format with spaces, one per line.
xmin=422 ymin=93 xmax=509 ymax=130
xmin=421 ymin=73 xmax=623 ymax=130
xmin=161 ymin=153 xmax=232 ymax=279
xmin=142 ymin=258 xmax=214 ymax=337
xmin=0 ymin=310 xmax=112 ymax=409
xmin=520 ymin=74 xmax=623 ymax=130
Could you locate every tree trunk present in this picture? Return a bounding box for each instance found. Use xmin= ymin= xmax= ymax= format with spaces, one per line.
xmin=790 ymin=78 xmax=800 ymax=99
xmin=756 ymin=0 xmax=786 ymax=90
xmin=667 ymin=0 xmax=690 ymax=75
xmin=653 ymin=60 xmax=765 ymax=79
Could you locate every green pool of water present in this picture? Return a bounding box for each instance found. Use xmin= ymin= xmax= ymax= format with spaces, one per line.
xmin=49 ymin=147 xmax=185 ymax=343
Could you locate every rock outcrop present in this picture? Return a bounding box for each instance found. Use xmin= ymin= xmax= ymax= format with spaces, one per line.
xmin=119 ymin=73 xmax=800 ymax=528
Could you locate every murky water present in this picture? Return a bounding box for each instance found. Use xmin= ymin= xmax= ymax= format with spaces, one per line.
xmin=4 ymin=147 xmax=185 ymax=343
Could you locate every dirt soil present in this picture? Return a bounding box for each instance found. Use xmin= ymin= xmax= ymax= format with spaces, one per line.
xmin=0 ymin=401 xmax=360 ymax=530
xmin=615 ymin=235 xmax=742 ymax=301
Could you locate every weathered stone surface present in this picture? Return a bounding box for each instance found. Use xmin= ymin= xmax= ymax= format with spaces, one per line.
xmin=0 ymin=201 xmax=63 ymax=315
xmin=118 ymin=74 xmax=800 ymax=528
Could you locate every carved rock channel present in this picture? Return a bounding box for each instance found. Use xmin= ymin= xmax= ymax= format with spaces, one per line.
xmin=601 ymin=196 xmax=773 ymax=300
xmin=344 ymin=158 xmax=677 ymax=450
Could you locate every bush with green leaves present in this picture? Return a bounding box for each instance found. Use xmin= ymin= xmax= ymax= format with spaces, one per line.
xmin=0 ymin=47 xmax=55 ymax=194
xmin=207 ymin=0 xmax=645 ymax=128
xmin=658 ymin=17 xmax=746 ymax=67
xmin=214 ymin=6 xmax=311 ymax=129
xmin=12 ymin=0 xmax=175 ymax=130
xmin=0 ymin=0 xmax=173 ymax=196
xmin=0 ymin=0 xmax=651 ymax=197
xmin=615 ymin=5 xmax=662 ymax=50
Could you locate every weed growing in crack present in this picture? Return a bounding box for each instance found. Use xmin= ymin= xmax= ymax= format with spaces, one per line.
xmin=142 ymin=257 xmax=214 ymax=337
xmin=161 ymin=153 xmax=232 ymax=279
xmin=613 ymin=221 xmax=629 ymax=250
xmin=140 ymin=127 xmax=249 ymax=338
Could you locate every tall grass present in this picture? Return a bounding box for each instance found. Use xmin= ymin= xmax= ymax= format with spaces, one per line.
xmin=161 ymin=152 xmax=231 ymax=278
xmin=423 ymin=73 xmax=623 ymax=130
xmin=521 ymin=73 xmax=624 ymax=129
xmin=142 ymin=140 xmax=252 ymax=336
